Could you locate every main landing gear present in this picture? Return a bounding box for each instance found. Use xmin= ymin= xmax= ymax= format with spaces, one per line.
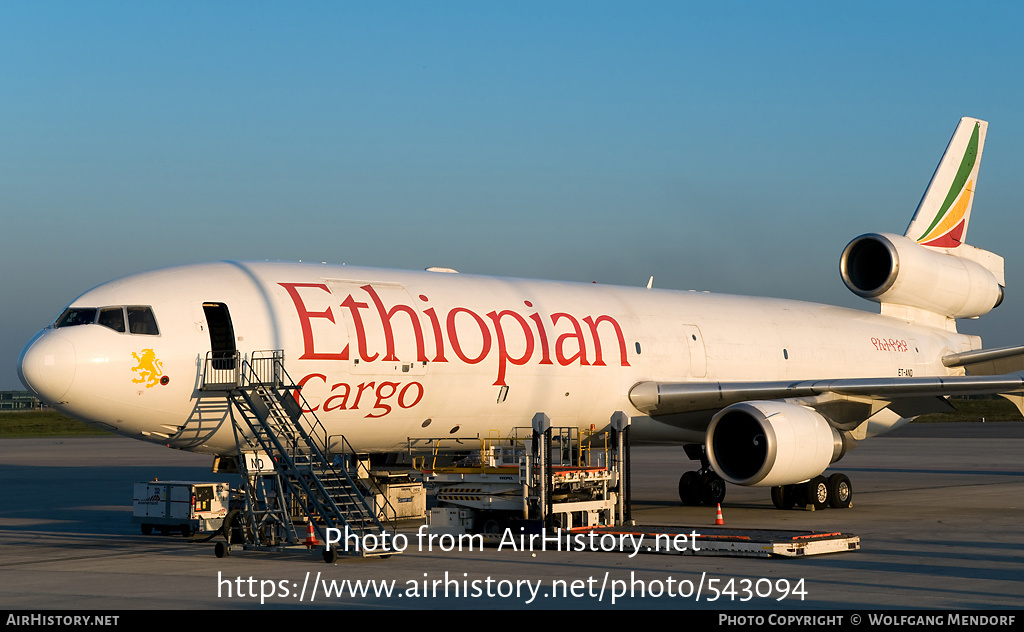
xmin=677 ymin=444 xmax=726 ymax=506
xmin=770 ymin=473 xmax=853 ymax=510
xmin=676 ymin=443 xmax=854 ymax=510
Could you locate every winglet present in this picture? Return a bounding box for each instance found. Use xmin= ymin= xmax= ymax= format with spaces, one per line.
xmin=904 ymin=117 xmax=987 ymax=249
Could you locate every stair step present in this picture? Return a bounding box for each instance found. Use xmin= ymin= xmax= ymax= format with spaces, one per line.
xmin=228 ymin=373 xmax=398 ymax=557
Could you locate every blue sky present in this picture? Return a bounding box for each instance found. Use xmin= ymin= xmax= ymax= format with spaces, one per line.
xmin=3 ymin=2 xmax=1024 ymax=389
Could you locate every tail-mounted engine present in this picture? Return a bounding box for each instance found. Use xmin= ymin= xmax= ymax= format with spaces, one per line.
xmin=840 ymin=233 xmax=1003 ymax=319
xmin=706 ymin=401 xmax=852 ymax=487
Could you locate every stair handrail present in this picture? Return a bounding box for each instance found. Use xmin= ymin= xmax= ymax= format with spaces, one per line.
xmin=239 ymin=351 xmax=402 ymax=534
xmin=199 ymin=350 xmax=242 ymax=390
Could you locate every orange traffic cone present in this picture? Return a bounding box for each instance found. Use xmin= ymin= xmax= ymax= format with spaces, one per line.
xmin=714 ymin=503 xmax=725 ymax=526
xmin=304 ymin=522 xmax=318 ymax=548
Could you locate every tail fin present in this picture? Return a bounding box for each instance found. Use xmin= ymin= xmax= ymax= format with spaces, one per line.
xmin=904 ymin=117 xmax=987 ymax=249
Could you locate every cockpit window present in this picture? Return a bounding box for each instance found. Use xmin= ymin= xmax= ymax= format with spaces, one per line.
xmin=97 ymin=307 xmax=126 ymax=333
xmin=55 ymin=308 xmax=97 ymax=328
xmin=127 ymin=306 xmax=159 ymax=335
xmin=53 ymin=305 xmax=159 ymax=335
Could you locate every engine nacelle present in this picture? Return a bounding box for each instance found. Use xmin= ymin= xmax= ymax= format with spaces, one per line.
xmin=706 ymin=401 xmax=848 ymax=487
xmin=840 ymin=233 xmax=1003 ymax=319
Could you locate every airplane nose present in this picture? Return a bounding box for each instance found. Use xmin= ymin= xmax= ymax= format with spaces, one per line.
xmin=18 ymin=332 xmax=77 ymax=404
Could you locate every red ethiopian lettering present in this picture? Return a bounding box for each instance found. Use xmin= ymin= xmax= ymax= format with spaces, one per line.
xmin=362 ymin=285 xmax=428 ymax=362
xmin=419 ymin=295 xmax=448 ymax=362
xmin=340 ymin=294 xmax=378 ymax=362
xmin=527 ymin=304 xmax=553 ymax=366
xmin=583 ymin=315 xmax=630 ymax=367
xmin=279 ymin=283 xmax=349 ymax=361
xmin=323 ymin=382 xmax=352 ymax=412
xmin=365 ymin=381 xmax=400 ymax=418
xmin=284 ymin=280 xmax=633 ymax=385
xmin=399 ymin=382 xmax=424 ymax=408
xmin=294 ymin=373 xmax=327 ymax=412
xmin=352 ymin=381 xmax=376 ymax=409
xmin=487 ymin=309 xmax=535 ymax=386
xmin=551 ymin=312 xmax=589 ymax=366
xmin=294 ymin=374 xmax=426 ymax=418
xmin=446 ymin=307 xmax=492 ymax=364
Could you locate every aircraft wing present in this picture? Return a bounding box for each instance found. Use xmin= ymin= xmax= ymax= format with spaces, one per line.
xmin=629 ymin=373 xmax=1024 ymax=423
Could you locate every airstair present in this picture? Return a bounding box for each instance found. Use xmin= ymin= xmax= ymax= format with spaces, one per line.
xmin=200 ymin=350 xmax=399 ymax=561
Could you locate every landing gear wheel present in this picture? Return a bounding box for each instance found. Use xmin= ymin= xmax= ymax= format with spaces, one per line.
xmin=788 ymin=484 xmax=806 ymax=509
xmin=214 ymin=541 xmax=231 ymax=558
xmin=475 ymin=512 xmax=509 ymax=535
xmin=807 ymin=476 xmax=829 ymax=510
xmin=678 ymin=471 xmax=701 ymax=505
xmin=701 ymin=472 xmax=726 ymax=506
xmin=222 ymin=510 xmax=247 ymax=544
xmin=771 ymin=485 xmax=795 ymax=509
xmin=827 ymin=473 xmax=853 ymax=508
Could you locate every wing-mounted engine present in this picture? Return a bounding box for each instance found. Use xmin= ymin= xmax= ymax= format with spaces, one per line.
xmin=840 ymin=232 xmax=1003 ymax=320
xmin=706 ymin=401 xmax=852 ymax=487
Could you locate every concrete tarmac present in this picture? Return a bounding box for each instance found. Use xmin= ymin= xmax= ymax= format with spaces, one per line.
xmin=0 ymin=423 xmax=1021 ymax=610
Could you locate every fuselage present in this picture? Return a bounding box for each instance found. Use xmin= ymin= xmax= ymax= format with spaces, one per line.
xmin=18 ymin=261 xmax=978 ymax=455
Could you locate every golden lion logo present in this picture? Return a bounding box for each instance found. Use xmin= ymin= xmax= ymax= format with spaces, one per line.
xmin=131 ymin=349 xmax=163 ymax=388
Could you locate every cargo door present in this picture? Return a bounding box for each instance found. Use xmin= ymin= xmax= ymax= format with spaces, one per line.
xmin=682 ymin=324 xmax=707 ymax=378
xmin=203 ymin=303 xmax=237 ymax=370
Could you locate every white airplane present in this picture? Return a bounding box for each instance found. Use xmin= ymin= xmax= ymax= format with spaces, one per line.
xmin=18 ymin=117 xmax=1024 ymax=511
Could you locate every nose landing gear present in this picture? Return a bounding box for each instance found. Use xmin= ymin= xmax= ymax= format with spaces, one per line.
xmin=678 ymin=469 xmax=728 ymax=506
